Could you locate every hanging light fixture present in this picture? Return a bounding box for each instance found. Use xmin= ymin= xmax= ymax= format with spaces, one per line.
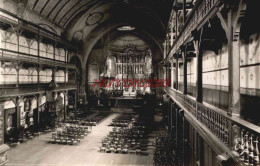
xmin=117 ymin=25 xmax=135 ymax=31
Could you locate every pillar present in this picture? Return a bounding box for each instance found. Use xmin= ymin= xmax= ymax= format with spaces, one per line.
xmin=51 ymin=67 xmax=56 ymax=82
xmin=171 ymin=63 xmax=174 ymax=89
xmin=14 ymin=97 xmax=21 ymax=141
xmin=227 ymin=9 xmax=240 ymax=116
xmin=175 ymin=55 xmax=179 ymax=90
xmin=80 ymin=68 xmax=87 ymax=103
xmin=64 ymin=91 xmax=68 ymax=120
xmin=192 ymin=29 xmax=203 ymax=102
xmin=35 ymin=94 xmax=41 ymax=133
xmin=181 ymin=46 xmax=187 ymax=94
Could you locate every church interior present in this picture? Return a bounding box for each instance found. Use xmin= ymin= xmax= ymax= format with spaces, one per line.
xmin=0 ymin=0 xmax=259 ymax=165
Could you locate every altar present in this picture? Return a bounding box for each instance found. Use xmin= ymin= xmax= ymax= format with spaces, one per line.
xmin=97 ymin=45 xmax=154 ymax=99
xmin=123 ymin=87 xmax=137 ymax=97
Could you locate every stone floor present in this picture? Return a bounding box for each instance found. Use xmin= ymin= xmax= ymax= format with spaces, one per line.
xmin=6 ymin=112 xmax=164 ymax=166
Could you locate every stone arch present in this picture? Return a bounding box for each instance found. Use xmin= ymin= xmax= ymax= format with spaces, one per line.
xmin=82 ymin=22 xmax=164 ymax=68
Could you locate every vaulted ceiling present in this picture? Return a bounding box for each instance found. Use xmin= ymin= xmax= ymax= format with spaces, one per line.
xmin=23 ymin=0 xmax=173 ymax=64
xmin=25 ymin=0 xmax=172 ymax=38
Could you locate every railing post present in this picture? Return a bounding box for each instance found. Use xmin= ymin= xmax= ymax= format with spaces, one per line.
xmin=175 ymin=9 xmax=178 ymax=37
xmin=53 ymin=42 xmax=56 ymax=60
xmin=37 ymin=65 xmax=42 ymax=90
xmin=35 ymin=94 xmax=41 ymax=133
xmin=175 ymin=54 xmax=179 ymax=90
xmin=171 ymin=62 xmax=174 ymax=89
xmin=64 ymin=90 xmax=68 ymax=120
xmin=14 ymin=96 xmax=21 ymax=141
xmin=181 ymin=45 xmax=187 ymax=94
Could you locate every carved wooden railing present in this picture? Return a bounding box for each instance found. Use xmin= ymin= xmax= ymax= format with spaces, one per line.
xmin=165 ymin=87 xmax=260 ymax=166
xmin=0 ymin=84 xmax=76 ymax=98
xmin=0 ymin=49 xmax=76 ymax=69
xmin=168 ymin=0 xmax=222 ymax=58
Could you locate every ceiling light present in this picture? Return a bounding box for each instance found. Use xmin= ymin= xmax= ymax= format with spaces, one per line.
xmin=117 ymin=26 xmax=135 ymax=31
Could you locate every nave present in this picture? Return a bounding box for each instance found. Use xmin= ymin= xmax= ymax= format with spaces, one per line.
xmin=1 ymin=0 xmax=260 ymax=165
xmin=7 ymin=111 xmax=164 ymax=166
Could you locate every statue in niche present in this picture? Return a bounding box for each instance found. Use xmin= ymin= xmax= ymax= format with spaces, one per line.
xmin=135 ymin=66 xmax=139 ymax=74
xmin=118 ymin=66 xmax=121 ymax=74
xmin=128 ymin=55 xmax=132 ymax=63
xmin=144 ymin=49 xmax=153 ymax=75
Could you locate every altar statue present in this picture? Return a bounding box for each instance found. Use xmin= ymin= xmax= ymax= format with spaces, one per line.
xmin=144 ymin=49 xmax=153 ymax=75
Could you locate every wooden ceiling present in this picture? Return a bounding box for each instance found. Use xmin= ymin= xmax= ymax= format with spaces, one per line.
xmin=26 ymin=0 xmax=173 ymax=30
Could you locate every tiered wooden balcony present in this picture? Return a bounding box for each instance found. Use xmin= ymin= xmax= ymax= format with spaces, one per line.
xmin=0 ymin=8 xmax=79 ymax=70
xmin=0 ymin=83 xmax=77 ymax=99
xmin=0 ymin=49 xmax=76 ymax=69
xmin=167 ymin=0 xmax=222 ymax=59
xmin=165 ymin=87 xmax=260 ymax=165
xmin=0 ymin=8 xmax=77 ymax=49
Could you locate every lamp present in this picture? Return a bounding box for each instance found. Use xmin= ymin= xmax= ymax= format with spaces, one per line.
xmin=117 ymin=26 xmax=135 ymax=31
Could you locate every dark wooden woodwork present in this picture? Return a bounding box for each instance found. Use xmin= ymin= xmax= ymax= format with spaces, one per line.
xmin=15 ymin=97 xmax=20 ymax=141
xmin=193 ymin=29 xmax=203 ymax=103
xmin=175 ymin=54 xmax=179 ymax=90
xmin=182 ymin=46 xmax=187 ymax=94
xmin=182 ymin=0 xmax=186 ymax=24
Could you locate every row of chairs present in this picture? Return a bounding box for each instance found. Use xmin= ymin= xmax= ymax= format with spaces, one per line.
xmin=65 ymin=112 xmax=112 ymax=127
xmin=49 ymin=126 xmax=89 ymax=145
xmin=48 ymin=112 xmax=112 ymax=146
xmin=18 ymin=130 xmax=35 ymax=143
xmin=99 ymin=114 xmax=150 ymax=155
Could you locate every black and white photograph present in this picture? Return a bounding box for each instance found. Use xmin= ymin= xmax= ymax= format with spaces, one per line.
xmin=0 ymin=0 xmax=259 ymax=165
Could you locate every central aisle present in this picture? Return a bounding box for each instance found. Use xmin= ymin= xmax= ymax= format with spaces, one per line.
xmin=7 ymin=113 xmax=154 ymax=166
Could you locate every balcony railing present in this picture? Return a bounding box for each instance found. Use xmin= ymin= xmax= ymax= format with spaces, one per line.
xmin=0 ymin=49 xmax=76 ymax=69
xmin=0 ymin=84 xmax=77 ymax=98
xmin=165 ymin=87 xmax=260 ymax=165
xmin=167 ymin=0 xmax=222 ymax=58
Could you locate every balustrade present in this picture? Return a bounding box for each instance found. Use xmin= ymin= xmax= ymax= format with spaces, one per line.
xmin=233 ymin=130 xmax=260 ymax=166
xmin=0 ymin=49 xmax=76 ymax=69
xmin=165 ymin=87 xmax=260 ymax=166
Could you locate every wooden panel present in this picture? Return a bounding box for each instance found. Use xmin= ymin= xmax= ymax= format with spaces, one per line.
xmin=208 ymin=147 xmax=212 ymax=166
xmin=204 ymin=142 xmax=208 ymax=166
xmin=241 ymin=95 xmax=260 ymax=125
xmin=220 ymin=91 xmax=228 ymax=110
xmin=212 ymin=89 xmax=220 ymax=107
